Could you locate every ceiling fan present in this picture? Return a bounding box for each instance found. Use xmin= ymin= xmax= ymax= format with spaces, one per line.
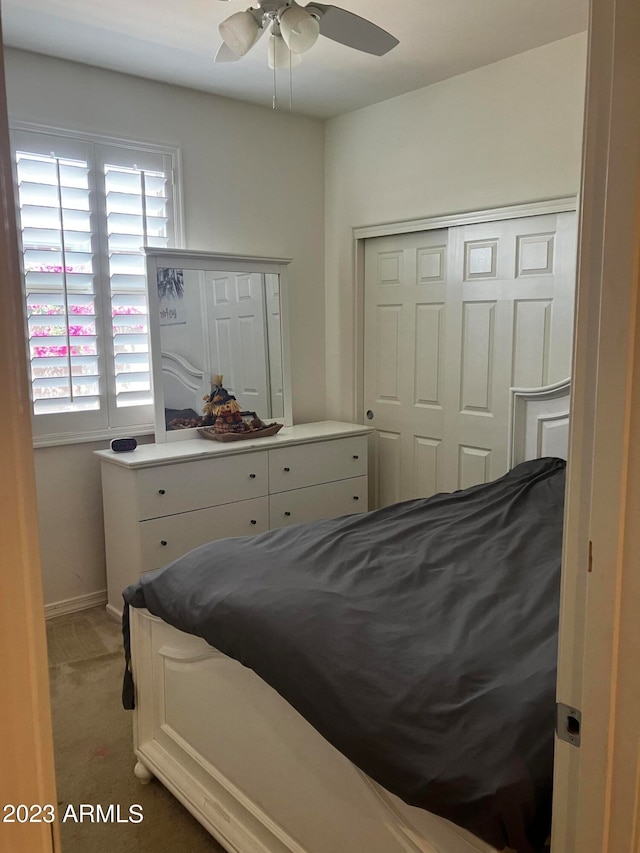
xmin=215 ymin=1 xmax=399 ymax=69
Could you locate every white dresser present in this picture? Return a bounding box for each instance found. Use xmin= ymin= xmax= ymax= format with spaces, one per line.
xmin=96 ymin=421 xmax=370 ymax=617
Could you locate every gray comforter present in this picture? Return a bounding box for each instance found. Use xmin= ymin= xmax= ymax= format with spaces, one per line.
xmin=123 ymin=456 xmax=565 ymax=853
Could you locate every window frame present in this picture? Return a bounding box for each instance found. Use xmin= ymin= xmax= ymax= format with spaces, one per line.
xmin=9 ymin=121 xmax=185 ymax=447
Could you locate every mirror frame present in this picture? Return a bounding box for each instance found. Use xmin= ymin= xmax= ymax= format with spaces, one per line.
xmin=144 ymin=248 xmax=293 ymax=443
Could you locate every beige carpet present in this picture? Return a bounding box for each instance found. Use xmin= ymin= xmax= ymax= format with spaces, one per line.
xmin=47 ymin=607 xmax=224 ymax=852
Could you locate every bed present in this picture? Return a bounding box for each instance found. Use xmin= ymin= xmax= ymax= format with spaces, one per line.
xmin=123 ymin=379 xmax=570 ymax=853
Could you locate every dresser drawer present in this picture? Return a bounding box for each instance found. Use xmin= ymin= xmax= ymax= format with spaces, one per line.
xmin=139 ymin=497 xmax=269 ymax=573
xmin=268 ymin=436 xmax=367 ymax=494
xmin=269 ymin=476 xmax=367 ymax=529
xmin=136 ymin=452 xmax=268 ymax=520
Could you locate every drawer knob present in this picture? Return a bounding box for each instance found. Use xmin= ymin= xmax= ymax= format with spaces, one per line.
xmin=160 ymin=540 xmax=167 ymax=546
xmin=353 ymin=455 xmax=359 ymax=460
xmin=283 ymin=467 xmax=290 ymax=472
xmin=284 ymin=511 xmax=291 ymax=517
xmin=250 ymin=519 xmax=257 ymax=525
xmin=158 ymin=489 xmax=166 ymax=495
xmin=353 ymin=496 xmax=359 ymax=501
xmin=249 ymin=473 xmax=256 ymax=479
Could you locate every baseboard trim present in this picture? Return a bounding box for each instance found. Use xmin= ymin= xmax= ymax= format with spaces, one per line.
xmin=44 ymin=590 xmax=108 ymax=620
xmin=105 ymin=603 xmax=123 ymax=622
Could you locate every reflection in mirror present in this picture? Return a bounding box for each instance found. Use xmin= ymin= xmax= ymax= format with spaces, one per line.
xmin=158 ymin=268 xmax=283 ymax=429
xmin=145 ymin=249 xmax=291 ymax=442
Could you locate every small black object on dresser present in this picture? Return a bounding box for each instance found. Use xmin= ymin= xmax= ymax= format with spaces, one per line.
xmin=110 ymin=437 xmax=138 ymax=453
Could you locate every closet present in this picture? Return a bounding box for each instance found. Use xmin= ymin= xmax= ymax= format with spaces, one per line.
xmin=363 ymin=209 xmax=577 ymax=506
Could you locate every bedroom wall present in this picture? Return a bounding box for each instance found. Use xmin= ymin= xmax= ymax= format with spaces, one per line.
xmin=4 ymin=49 xmax=325 ymax=610
xmin=323 ymin=33 xmax=589 ymax=421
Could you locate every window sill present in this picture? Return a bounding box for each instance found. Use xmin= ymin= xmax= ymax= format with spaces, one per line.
xmin=33 ymin=424 xmax=155 ymax=449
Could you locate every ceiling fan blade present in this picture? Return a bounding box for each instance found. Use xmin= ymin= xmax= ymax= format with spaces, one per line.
xmin=305 ymin=3 xmax=399 ymax=56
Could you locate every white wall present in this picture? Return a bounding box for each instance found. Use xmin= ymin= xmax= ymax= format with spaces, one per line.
xmin=5 ymin=49 xmax=325 ymax=609
xmin=324 ymin=33 xmax=588 ymax=421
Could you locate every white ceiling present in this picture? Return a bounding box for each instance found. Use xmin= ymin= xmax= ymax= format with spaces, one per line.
xmin=1 ymin=0 xmax=588 ymax=119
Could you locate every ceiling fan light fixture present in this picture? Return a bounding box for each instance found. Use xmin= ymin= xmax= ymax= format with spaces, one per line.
xmin=219 ymin=10 xmax=260 ymax=57
xmin=279 ymin=5 xmax=320 ymax=54
xmin=267 ymin=34 xmax=302 ymax=69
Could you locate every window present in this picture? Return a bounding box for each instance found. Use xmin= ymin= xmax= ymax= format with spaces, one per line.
xmin=11 ymin=126 xmax=182 ymax=444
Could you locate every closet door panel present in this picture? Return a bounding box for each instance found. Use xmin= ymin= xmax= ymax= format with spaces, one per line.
xmin=364 ymin=230 xmax=449 ymax=506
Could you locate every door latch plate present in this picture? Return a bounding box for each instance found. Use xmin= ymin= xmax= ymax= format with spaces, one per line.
xmin=556 ymin=703 xmax=581 ymax=747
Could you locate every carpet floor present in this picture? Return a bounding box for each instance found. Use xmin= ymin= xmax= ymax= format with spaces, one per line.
xmin=47 ymin=607 xmax=224 ymax=852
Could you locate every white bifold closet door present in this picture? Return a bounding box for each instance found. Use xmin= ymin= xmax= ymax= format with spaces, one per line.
xmin=364 ymin=211 xmax=577 ymax=508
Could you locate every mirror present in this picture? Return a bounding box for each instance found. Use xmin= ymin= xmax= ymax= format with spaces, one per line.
xmin=145 ymin=249 xmax=292 ymax=442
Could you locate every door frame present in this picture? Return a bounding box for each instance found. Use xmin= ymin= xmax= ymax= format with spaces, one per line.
xmin=551 ymin=0 xmax=640 ymax=848
xmin=351 ymin=195 xmax=578 ymax=424
xmin=0 ymin=18 xmax=60 ymax=853
xmin=3 ymin=0 xmax=639 ymax=848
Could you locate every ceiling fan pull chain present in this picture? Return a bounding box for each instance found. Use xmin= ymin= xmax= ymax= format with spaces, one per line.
xmin=272 ymin=34 xmax=278 ymax=110
xmin=289 ymin=47 xmax=293 ymax=111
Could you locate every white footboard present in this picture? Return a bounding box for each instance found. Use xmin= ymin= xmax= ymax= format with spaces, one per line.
xmin=130 ymin=608 xmax=496 ymax=853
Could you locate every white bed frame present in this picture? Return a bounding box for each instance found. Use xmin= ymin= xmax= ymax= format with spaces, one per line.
xmin=129 ymin=380 xmax=571 ymax=853
xmin=161 ymin=350 xmax=208 ymax=413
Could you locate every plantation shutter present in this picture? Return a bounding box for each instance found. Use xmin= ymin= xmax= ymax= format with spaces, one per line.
xmin=95 ymin=143 xmax=174 ymax=428
xmin=12 ymin=128 xmax=178 ymax=440
xmin=14 ymin=131 xmax=104 ymax=437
